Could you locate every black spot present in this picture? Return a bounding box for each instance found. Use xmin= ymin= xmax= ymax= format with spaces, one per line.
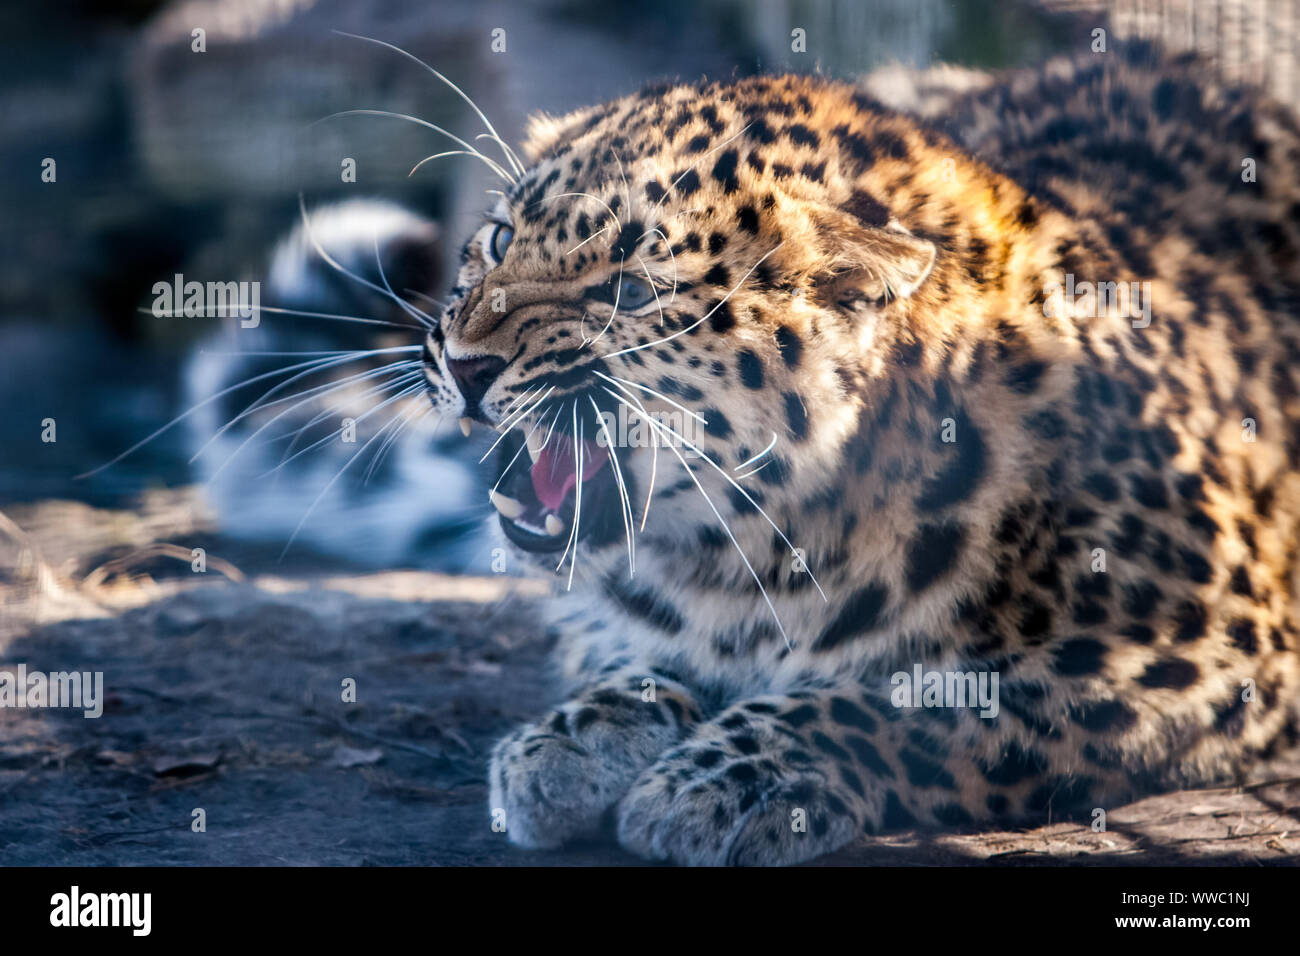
xmin=846 ymin=736 xmax=893 ymax=778
xmin=775 ymin=326 xmax=802 ymax=368
xmin=1137 ymin=658 xmax=1199 ymax=689
xmin=703 ymin=263 xmax=730 ymax=286
xmin=674 ymin=169 xmax=701 ymax=196
xmin=813 ymin=582 xmax=890 ymax=651
xmin=736 ymin=204 xmax=760 ymax=234
xmin=1083 ymin=472 xmax=1120 ymax=501
xmin=829 ymin=697 xmax=877 ymax=735
xmin=1121 ymin=581 xmax=1162 ymax=619
xmin=777 ymin=705 xmax=819 ymax=728
xmin=1070 ymin=698 xmax=1137 ymax=733
xmin=708 ymin=300 xmax=736 ymax=334
xmin=881 ymin=790 xmax=915 ymax=828
xmin=1053 ymin=637 xmax=1108 ymax=676
xmin=981 ymin=743 xmax=1049 ymax=786
xmin=711 ymin=149 xmax=741 ymax=193
xmin=1019 ymin=603 xmax=1052 ymax=638
xmin=1229 ymin=565 xmax=1254 ymax=597
xmin=844 ymin=190 xmax=890 ymax=227
xmin=603 ymin=576 xmax=686 ymax=634
xmin=738 ymin=350 xmax=764 ymax=389
xmin=1179 ymin=548 xmax=1212 ymax=584
xmin=811 ymin=731 xmax=850 ymax=762
xmin=905 ymin=523 xmax=964 ymax=592
xmin=707 ymin=232 xmax=728 ymax=255
xmin=1005 ymin=361 xmax=1047 ymax=394
xmin=1173 ymin=600 xmax=1207 ymax=642
xmin=1129 ymin=474 xmax=1169 ymax=509
xmin=1227 ymin=617 xmax=1258 ymax=655
xmin=685 ymin=133 xmax=712 ymax=153
xmin=610 ymin=220 xmax=644 ymax=262
xmin=693 ymin=749 xmax=725 ymax=768
xmin=784 ymin=123 xmax=817 ymax=147
xmin=644 ymin=181 xmax=666 ymax=203
xmin=702 ymin=408 xmax=731 ymax=439
xmin=899 ymin=748 xmax=956 ymax=789
xmin=915 ymin=411 xmax=986 ymax=512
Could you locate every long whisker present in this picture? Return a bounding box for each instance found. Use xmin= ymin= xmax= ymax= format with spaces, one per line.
xmin=262 ymin=361 xmax=424 ymax=453
xmin=313 ymin=109 xmax=514 ymax=184
xmin=331 ymin=30 xmax=526 ymax=178
xmin=490 ymin=406 xmax=549 ymax=496
xmin=204 ymin=360 xmax=423 ymax=479
xmin=593 ymin=370 xmax=707 ymax=425
xmin=564 ymin=224 xmax=610 ymax=257
xmin=297 ymin=195 xmax=438 ymax=329
xmin=74 ymin=347 xmax=418 ymax=480
xmin=641 ymin=426 xmax=660 ymax=533
xmin=734 ymin=432 xmax=779 ymax=472
xmin=194 ymin=352 xmax=422 ymax=462
xmin=602 ymin=385 xmax=826 ymax=603
xmin=141 ymin=303 xmax=423 ymax=331
xmin=611 ymin=391 xmax=791 ymax=647
xmin=278 ymin=392 xmax=422 ymax=561
xmin=364 ymin=401 xmax=434 ymax=485
xmin=264 ymin=376 xmax=424 ymax=476
xmin=372 ymin=232 xmax=438 ymax=331
xmin=556 ymin=400 xmax=582 ymax=581
xmin=477 ymin=385 xmax=554 ymax=463
xmin=272 ymin=364 xmax=423 ymax=469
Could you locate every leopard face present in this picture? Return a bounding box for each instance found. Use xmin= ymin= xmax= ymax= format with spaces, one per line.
xmin=425 ymin=76 xmax=941 ymax=580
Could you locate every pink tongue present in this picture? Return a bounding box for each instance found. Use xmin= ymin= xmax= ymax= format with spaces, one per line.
xmin=531 ymin=437 xmax=609 ymax=511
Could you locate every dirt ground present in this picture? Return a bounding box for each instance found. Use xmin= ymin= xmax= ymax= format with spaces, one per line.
xmin=2 ymin=492 xmax=1299 ymax=866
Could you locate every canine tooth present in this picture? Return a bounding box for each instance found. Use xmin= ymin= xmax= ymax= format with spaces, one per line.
xmin=527 ymin=432 xmax=544 ymax=462
xmin=544 ymin=514 xmax=565 ymax=536
xmin=489 ymin=491 xmax=525 ymax=520
xmin=458 ymin=417 xmax=472 ymax=437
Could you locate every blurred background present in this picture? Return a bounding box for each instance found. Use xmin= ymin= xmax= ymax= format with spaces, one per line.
xmin=1 ymin=0 xmax=1294 ymax=585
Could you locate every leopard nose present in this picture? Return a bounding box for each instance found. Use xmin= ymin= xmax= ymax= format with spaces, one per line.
xmin=446 ymin=354 xmax=507 ymax=416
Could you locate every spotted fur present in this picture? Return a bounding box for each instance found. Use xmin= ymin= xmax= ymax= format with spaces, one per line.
xmin=421 ymin=44 xmax=1300 ymax=865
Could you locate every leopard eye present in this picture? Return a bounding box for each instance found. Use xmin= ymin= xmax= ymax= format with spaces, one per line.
xmin=616 ymin=275 xmax=655 ymax=310
xmin=488 ymin=223 xmax=514 ymax=263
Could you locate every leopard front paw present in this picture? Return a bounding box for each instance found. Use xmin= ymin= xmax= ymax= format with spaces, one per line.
xmin=488 ymin=689 xmax=691 ymax=849
xmin=617 ymin=758 xmax=862 ymax=866
xmin=487 ymin=724 xmax=628 ymax=849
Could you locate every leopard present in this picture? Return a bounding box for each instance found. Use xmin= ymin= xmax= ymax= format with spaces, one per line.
xmin=417 ymin=41 xmax=1300 ymax=865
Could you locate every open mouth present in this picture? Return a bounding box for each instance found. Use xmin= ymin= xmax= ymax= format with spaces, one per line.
xmin=490 ymin=421 xmax=629 ymax=554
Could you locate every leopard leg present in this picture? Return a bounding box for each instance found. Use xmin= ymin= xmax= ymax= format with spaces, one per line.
xmin=614 ymin=683 xmax=1111 ymax=866
xmin=489 ymin=664 xmax=702 ymax=849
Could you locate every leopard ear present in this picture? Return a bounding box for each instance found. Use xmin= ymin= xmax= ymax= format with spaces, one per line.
xmin=809 ymin=205 xmax=936 ymax=309
xmin=521 ymin=107 xmax=603 ymax=164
